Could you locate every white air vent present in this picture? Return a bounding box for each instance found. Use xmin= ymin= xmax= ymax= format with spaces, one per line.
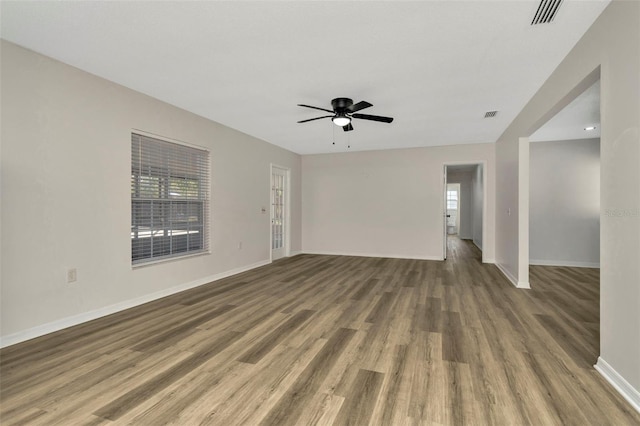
xmin=484 ymin=111 xmax=498 ymax=118
xmin=531 ymin=0 xmax=563 ymax=25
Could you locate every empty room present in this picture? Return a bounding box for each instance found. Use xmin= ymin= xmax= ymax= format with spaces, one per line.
xmin=1 ymin=1 xmax=639 ymax=425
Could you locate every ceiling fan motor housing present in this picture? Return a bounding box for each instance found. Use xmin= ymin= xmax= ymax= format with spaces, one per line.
xmin=331 ymin=98 xmax=353 ymax=113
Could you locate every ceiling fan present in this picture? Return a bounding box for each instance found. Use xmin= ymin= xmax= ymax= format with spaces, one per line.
xmin=297 ymin=98 xmax=393 ymax=132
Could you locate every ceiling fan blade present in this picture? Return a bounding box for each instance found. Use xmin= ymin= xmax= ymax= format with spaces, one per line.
xmin=352 ymin=113 xmax=394 ymax=123
xmin=348 ymin=101 xmax=372 ymax=113
xmin=298 ymin=104 xmax=334 ymax=113
xmin=297 ymin=115 xmax=333 ymax=123
xmin=342 ymin=123 xmax=354 ymax=132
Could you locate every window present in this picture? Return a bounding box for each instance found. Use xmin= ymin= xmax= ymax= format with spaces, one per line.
xmin=131 ymin=133 xmax=209 ymax=265
xmin=447 ymin=190 xmax=458 ymax=210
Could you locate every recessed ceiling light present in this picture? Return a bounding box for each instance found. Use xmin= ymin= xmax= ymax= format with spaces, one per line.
xmin=584 ymin=126 xmax=596 ymax=131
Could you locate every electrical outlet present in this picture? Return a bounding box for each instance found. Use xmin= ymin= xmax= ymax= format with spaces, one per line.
xmin=67 ymin=268 xmax=77 ymax=283
xmin=238 ymin=241 xmax=242 ymax=249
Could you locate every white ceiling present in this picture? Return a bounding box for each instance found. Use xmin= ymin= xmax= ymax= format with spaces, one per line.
xmin=530 ymin=80 xmax=600 ymax=142
xmin=0 ymin=1 xmax=610 ymax=155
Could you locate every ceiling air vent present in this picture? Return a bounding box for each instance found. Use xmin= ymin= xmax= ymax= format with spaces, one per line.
xmin=484 ymin=111 xmax=498 ymax=118
xmin=531 ymin=0 xmax=563 ymax=25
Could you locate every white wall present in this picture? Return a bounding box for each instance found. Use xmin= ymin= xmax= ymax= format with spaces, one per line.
xmin=302 ymin=143 xmax=495 ymax=261
xmin=0 ymin=41 xmax=302 ymax=344
xmin=495 ymin=1 xmax=640 ymax=402
xmin=472 ymin=164 xmax=484 ymax=250
xmin=530 ymin=138 xmax=600 ymax=267
xmin=447 ymin=171 xmax=473 ymax=240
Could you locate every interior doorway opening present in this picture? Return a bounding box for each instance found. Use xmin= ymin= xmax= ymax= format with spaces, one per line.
xmin=524 ymin=72 xmax=601 ymax=367
xmin=529 ymin=79 xmax=601 ymax=270
xmin=443 ymin=162 xmax=486 ymax=261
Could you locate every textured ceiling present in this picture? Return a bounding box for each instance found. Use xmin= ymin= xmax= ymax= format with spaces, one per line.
xmin=0 ymin=1 xmax=610 ymax=154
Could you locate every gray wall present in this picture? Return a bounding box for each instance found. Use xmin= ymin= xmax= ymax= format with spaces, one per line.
xmin=1 ymin=40 xmax=302 ymax=343
xmin=530 ymin=139 xmax=600 ymax=267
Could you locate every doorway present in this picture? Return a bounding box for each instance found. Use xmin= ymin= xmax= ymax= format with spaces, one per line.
xmin=270 ymin=165 xmax=290 ymax=261
xmin=443 ymin=162 xmax=486 ymax=261
xmin=528 ymin=80 xmax=600 ymax=269
xmin=524 ymin=75 xmax=601 ymax=368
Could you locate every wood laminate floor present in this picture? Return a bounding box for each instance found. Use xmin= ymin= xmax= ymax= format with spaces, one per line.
xmin=1 ymin=237 xmax=639 ymax=425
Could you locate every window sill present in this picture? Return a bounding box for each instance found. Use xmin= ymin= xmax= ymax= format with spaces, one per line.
xmin=132 ymin=250 xmax=211 ymax=269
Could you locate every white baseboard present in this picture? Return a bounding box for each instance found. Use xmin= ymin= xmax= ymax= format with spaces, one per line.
xmin=595 ymin=357 xmax=640 ymax=414
xmin=483 ymin=258 xmax=496 ymax=264
xmin=302 ymin=250 xmax=442 ymax=261
xmin=473 ymin=239 xmax=483 ymax=251
xmin=530 ymin=259 xmax=600 ymax=268
xmin=289 ymin=250 xmax=303 ymax=257
xmin=495 ymin=262 xmax=530 ymax=289
xmin=0 ymin=259 xmax=270 ymax=349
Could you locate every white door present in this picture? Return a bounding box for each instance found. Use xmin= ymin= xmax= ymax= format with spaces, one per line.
xmin=271 ymin=166 xmax=288 ymax=260
xmin=443 ymin=165 xmax=448 ymax=260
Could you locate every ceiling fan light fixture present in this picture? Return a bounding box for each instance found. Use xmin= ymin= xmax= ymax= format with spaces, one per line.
xmin=332 ymin=115 xmax=351 ymax=127
xmin=298 ymin=99 xmax=392 ymax=132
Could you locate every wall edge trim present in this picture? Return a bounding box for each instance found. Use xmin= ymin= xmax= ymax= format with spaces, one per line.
xmin=595 ymin=357 xmax=640 ymax=414
xmin=496 ymin=262 xmax=517 ymax=286
xmin=302 ymin=251 xmax=442 ymax=261
xmin=530 ymin=259 xmax=600 ymax=268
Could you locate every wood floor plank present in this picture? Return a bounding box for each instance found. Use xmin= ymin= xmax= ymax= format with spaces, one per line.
xmin=237 ymin=309 xmax=315 ymax=364
xmin=377 ymin=344 xmax=410 ymax=425
xmin=365 ymin=292 xmax=395 ymax=324
xmin=296 ymin=392 xmax=345 ymax=426
xmin=258 ymin=328 xmax=356 ymax=426
xmin=1 ymin=236 xmax=638 ymax=425
xmin=441 ymin=311 xmax=467 ymax=363
xmin=36 ymin=347 xmax=193 ymax=424
xmin=333 ymin=368 xmax=384 ymax=426
xmin=173 ymin=336 xmax=326 ymax=425
xmin=94 ymin=330 xmax=243 ymax=420
xmin=131 ymin=304 xmax=237 ymax=352
xmin=350 ymin=277 xmax=380 ymax=301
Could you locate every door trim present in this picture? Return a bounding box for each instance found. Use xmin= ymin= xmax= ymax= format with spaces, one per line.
xmin=270 ymin=164 xmax=290 ymax=262
xmin=443 ymin=165 xmax=448 ymax=260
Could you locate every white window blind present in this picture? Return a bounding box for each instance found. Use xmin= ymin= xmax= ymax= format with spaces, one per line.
xmin=131 ymin=133 xmax=209 ymax=265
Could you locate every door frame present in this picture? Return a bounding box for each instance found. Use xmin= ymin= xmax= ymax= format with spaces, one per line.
xmin=269 ymin=164 xmax=291 ymax=262
xmin=442 ymin=160 xmax=488 ymax=262
xmin=443 ymin=165 xmax=448 ymax=259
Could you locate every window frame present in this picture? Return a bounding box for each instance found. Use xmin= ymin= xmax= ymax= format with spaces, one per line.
xmin=131 ymin=131 xmax=210 ymax=267
xmin=446 ymin=190 xmax=458 ymax=210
